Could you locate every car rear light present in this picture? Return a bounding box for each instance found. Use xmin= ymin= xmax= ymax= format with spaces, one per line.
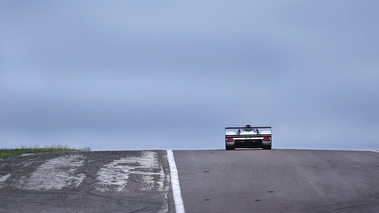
xmin=226 ymin=138 xmax=235 ymax=141
xmin=263 ymin=137 xmax=271 ymax=141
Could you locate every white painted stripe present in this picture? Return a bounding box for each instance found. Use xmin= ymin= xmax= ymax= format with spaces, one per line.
xmin=18 ymin=154 xmax=85 ymax=190
xmin=167 ymin=150 xmax=185 ymax=213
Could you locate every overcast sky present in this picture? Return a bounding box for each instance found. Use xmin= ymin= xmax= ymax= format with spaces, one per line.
xmin=1 ymin=1 xmax=378 ymax=151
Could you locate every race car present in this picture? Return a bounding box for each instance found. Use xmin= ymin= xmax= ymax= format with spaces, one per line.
xmin=225 ymin=125 xmax=272 ymax=150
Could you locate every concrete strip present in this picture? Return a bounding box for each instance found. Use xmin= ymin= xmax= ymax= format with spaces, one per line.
xmin=0 ymin=151 xmax=170 ymax=213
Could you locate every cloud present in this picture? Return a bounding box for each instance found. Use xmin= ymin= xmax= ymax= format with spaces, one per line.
xmin=1 ymin=1 xmax=379 ymax=150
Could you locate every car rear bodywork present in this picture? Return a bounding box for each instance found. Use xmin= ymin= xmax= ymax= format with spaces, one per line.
xmin=225 ymin=125 xmax=272 ymax=150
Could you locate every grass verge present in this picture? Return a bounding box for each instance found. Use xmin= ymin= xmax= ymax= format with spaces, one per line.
xmin=0 ymin=145 xmax=91 ymax=159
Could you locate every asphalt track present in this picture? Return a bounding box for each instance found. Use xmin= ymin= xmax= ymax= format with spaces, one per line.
xmin=1 ymin=149 xmax=379 ymax=212
xmin=174 ymin=149 xmax=379 ymax=213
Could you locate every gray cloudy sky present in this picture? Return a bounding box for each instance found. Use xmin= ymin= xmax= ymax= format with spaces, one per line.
xmin=1 ymin=1 xmax=378 ymax=150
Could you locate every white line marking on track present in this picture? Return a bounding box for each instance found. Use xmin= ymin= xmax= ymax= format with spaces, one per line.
xmin=0 ymin=174 xmax=11 ymax=189
xmin=0 ymin=174 xmax=10 ymax=183
xmin=96 ymin=151 xmax=167 ymax=192
xmin=18 ymin=154 xmax=85 ymax=190
xmin=167 ymin=150 xmax=185 ymax=213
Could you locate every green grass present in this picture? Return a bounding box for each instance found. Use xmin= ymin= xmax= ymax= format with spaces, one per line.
xmin=0 ymin=145 xmax=91 ymax=159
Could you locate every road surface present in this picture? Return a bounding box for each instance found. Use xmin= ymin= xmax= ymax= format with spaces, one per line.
xmin=174 ymin=149 xmax=379 ymax=213
xmin=1 ymin=149 xmax=379 ymax=212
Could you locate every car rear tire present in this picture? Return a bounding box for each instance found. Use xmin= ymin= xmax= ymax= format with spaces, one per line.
xmin=262 ymin=145 xmax=271 ymax=150
xmin=226 ymin=145 xmax=235 ymax=150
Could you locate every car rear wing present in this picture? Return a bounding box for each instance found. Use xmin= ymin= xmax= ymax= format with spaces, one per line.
xmin=225 ymin=126 xmax=272 ymax=138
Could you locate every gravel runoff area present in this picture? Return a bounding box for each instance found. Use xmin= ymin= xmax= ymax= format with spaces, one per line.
xmin=0 ymin=151 xmax=172 ymax=213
